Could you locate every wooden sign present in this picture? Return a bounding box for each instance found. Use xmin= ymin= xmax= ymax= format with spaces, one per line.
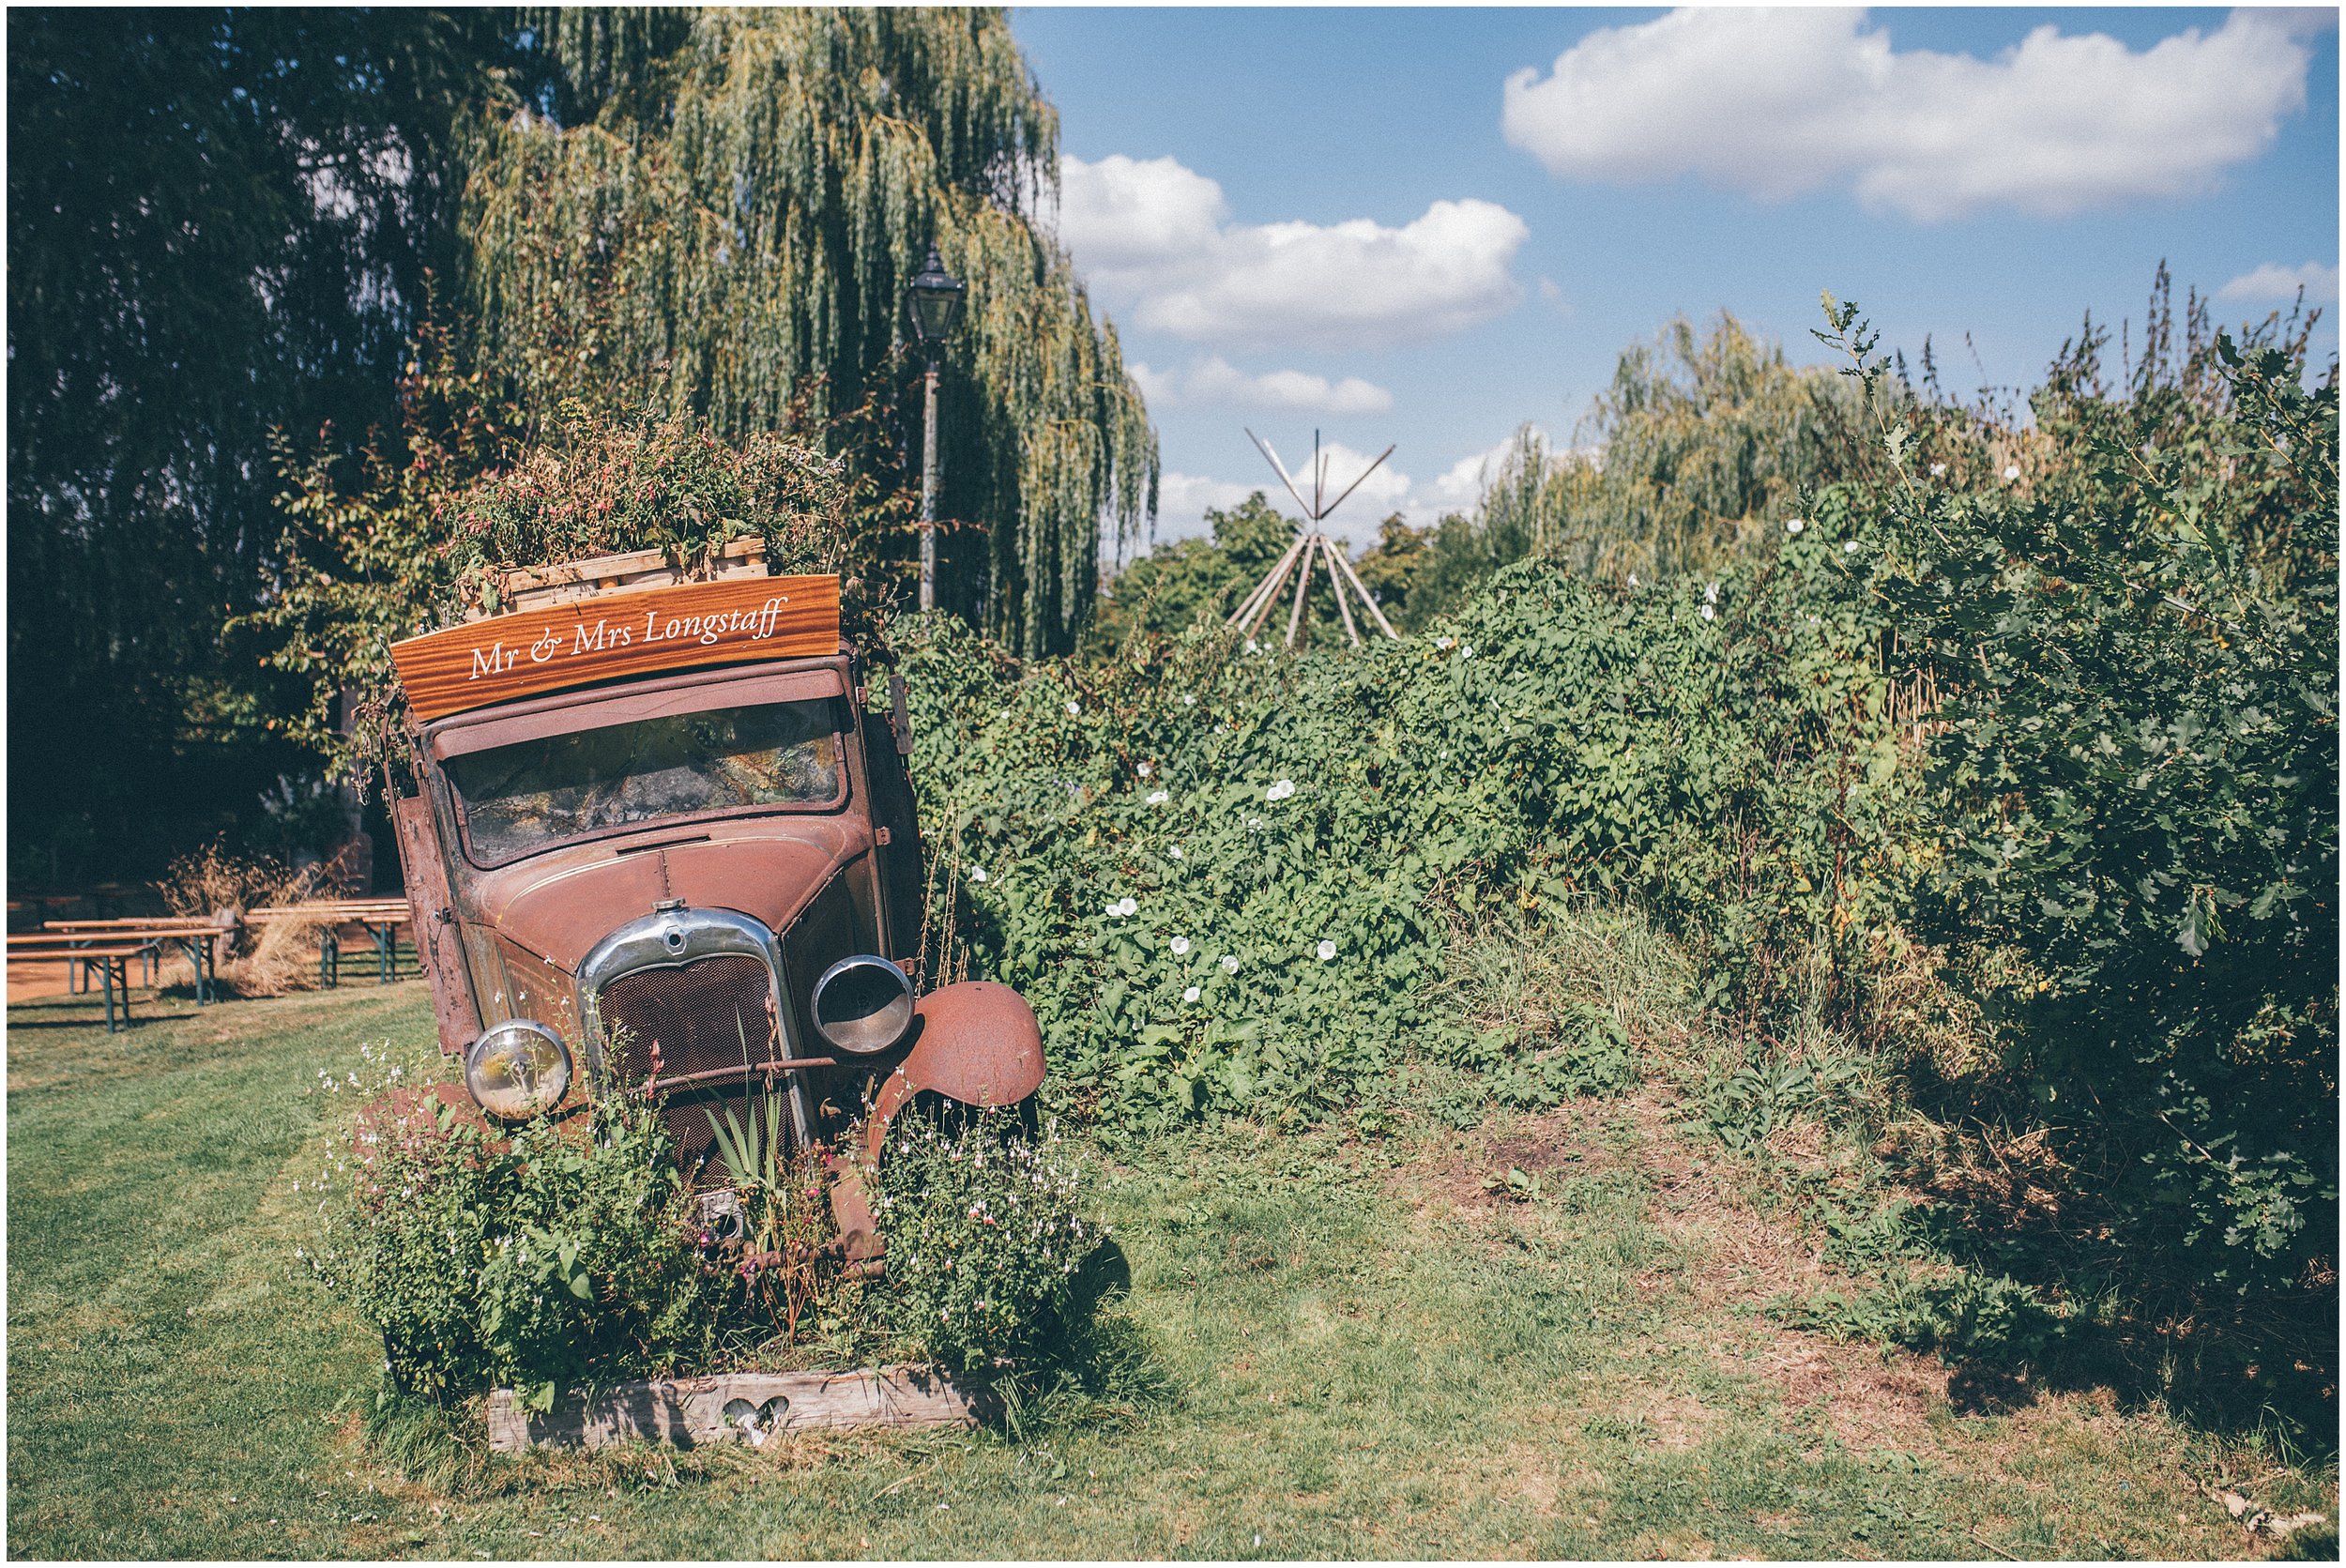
xmin=390 ymin=573 xmax=841 ymax=722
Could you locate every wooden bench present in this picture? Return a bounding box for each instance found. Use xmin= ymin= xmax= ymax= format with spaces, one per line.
xmin=42 ymin=917 xmax=236 ymax=1004
xmin=250 ymin=902 xmax=413 ymax=986
xmin=6 ymin=936 xmax=168 ymax=1031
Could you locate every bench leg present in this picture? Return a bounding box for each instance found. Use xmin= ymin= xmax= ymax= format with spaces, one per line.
xmin=377 ymin=924 xmax=393 ymax=984
xmin=102 ymin=957 xmax=120 ymax=1033
xmin=321 ymin=932 xmax=340 ymax=989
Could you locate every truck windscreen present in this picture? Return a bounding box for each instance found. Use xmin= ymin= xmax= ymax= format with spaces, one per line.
xmin=443 ymin=699 xmax=843 ymax=863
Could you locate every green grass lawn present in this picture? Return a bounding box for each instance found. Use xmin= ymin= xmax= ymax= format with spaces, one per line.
xmin=8 ymin=981 xmax=2331 ymax=1559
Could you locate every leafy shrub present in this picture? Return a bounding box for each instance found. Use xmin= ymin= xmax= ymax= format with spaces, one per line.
xmin=1821 ymin=297 xmax=2338 ymax=1301
xmin=898 ymin=504 xmax=1921 ymax=1133
xmin=869 ymin=1111 xmax=1104 ymax=1375
xmin=301 ymin=1042 xmax=721 ymax=1408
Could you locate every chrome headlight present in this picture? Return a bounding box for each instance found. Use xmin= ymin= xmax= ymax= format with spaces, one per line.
xmin=464 ymin=1019 xmax=572 ymax=1120
xmin=811 ymin=955 xmax=915 ymax=1055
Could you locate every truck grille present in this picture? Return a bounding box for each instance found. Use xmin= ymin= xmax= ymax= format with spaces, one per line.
xmin=599 ymin=953 xmax=783 ymax=1180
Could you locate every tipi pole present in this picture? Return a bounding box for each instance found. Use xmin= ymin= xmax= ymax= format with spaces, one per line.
xmin=1330 ymin=543 xmax=1401 ymax=640
xmin=1320 ymin=536 xmax=1362 ymax=646
xmin=1228 ymin=534 xmax=1309 ymax=628
xmin=1283 ymin=541 xmax=1313 ymax=647
xmin=1244 ymin=547 xmax=1302 ymax=638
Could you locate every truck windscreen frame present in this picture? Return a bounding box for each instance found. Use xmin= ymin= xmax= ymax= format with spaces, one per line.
xmin=439 ymin=697 xmax=847 ymax=867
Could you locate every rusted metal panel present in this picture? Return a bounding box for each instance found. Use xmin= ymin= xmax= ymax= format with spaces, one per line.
xmin=390 ymin=795 xmax=481 ymax=1055
xmin=483 ymin=1364 xmax=987 ymax=1452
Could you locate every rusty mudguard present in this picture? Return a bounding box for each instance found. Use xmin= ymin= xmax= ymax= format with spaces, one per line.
xmin=829 ymin=980 xmax=1047 ymax=1266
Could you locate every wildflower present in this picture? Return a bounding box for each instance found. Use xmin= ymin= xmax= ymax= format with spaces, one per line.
xmin=1213 ymin=723 xmax=1226 ymax=735
xmin=1136 ymin=761 xmax=1152 ymax=778
xmin=1170 ymin=936 xmax=1190 ymax=955
xmin=1169 ymin=846 xmax=1184 ymax=860
xmin=1244 ymin=639 xmax=1260 ymax=654
xmin=1843 ymin=540 xmax=1860 ymax=555
xmin=1929 ymin=463 xmax=1947 ymax=477
xmin=1316 ymin=939 xmax=1337 ymax=962
xmin=2003 ymin=464 xmax=2020 ymax=480
xmin=1460 ymin=643 xmax=1474 ymax=659
xmin=1181 ymin=693 xmax=1196 ymax=706
xmin=1627 ymin=573 xmax=1639 ymax=586
xmin=1704 ymin=581 xmax=1719 ymax=603
xmin=1435 ymin=635 xmax=1455 ymax=650
xmin=1265 ymin=778 xmax=1296 ymax=802
xmin=968 ymin=866 xmax=988 ymax=884
xmin=1182 ymin=985 xmax=1201 ymax=1003
xmin=1220 ymin=954 xmax=1241 ymax=975
xmin=1066 ymin=699 xmax=1081 ymax=716
xmin=1785 ymin=518 xmax=1805 ymax=534
xmin=1147 ymin=788 xmax=1169 ymax=805
xmin=1115 ymin=896 xmax=1139 ymax=918
xmin=1700 ymin=604 xmax=1716 ymax=621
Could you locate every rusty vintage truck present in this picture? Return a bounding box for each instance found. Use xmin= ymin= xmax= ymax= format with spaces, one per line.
xmin=382 ymin=542 xmax=1043 ymax=1260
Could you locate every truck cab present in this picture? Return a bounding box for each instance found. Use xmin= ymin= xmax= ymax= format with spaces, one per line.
xmin=383 ymin=546 xmax=1043 ymax=1254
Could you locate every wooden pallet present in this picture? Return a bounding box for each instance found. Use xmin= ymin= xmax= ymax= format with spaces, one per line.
xmin=484 ymin=1364 xmax=989 ymax=1452
xmin=469 ymin=536 xmax=769 ymax=621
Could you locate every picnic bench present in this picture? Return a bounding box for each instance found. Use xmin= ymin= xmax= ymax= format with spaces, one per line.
xmin=8 ymin=917 xmax=234 ymax=1030
xmin=250 ymin=900 xmax=414 ymax=987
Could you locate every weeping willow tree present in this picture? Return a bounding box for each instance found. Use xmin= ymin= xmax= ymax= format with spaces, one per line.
xmin=457 ymin=8 xmax=1157 ymax=654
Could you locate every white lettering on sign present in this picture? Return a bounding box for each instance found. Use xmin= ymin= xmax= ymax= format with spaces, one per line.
xmin=639 ymin=597 xmax=788 ymax=648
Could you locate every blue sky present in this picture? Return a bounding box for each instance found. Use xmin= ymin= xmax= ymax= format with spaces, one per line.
xmin=1010 ymin=6 xmax=2341 ymax=551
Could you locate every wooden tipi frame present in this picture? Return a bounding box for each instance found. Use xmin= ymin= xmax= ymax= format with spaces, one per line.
xmin=1226 ymin=429 xmax=1399 ymax=647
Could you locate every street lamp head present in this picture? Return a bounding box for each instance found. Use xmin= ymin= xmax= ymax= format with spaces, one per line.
xmin=906 ymin=245 xmax=967 ymax=351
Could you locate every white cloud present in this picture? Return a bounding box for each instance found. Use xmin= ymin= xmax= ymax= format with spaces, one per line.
xmin=1147 ymin=471 xmax=1262 ymax=544
xmin=2218 ymin=260 xmax=2340 ymax=306
xmin=1502 ymin=8 xmax=2312 ymax=222
xmin=1054 ymin=154 xmax=1528 ymax=347
xmin=1133 ymin=356 xmax=1394 ymax=415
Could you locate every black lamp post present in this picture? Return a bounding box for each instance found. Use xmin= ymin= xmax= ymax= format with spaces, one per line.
xmin=905 ymin=245 xmax=967 ymax=613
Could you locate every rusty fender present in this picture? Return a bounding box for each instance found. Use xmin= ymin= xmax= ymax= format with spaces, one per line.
xmin=830 ymin=981 xmax=1046 ymax=1268
xmin=862 ymin=980 xmax=1046 ymax=1159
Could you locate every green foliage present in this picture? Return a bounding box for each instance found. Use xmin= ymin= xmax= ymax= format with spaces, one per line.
xmin=1820 ymin=291 xmax=2338 ymax=1299
xmin=869 ymin=1112 xmax=1104 ymax=1375
xmin=461 ymin=8 xmax=1157 ymax=652
xmin=1087 ymin=493 xmax=1294 ymax=650
xmin=300 ymin=1043 xmax=719 ymax=1407
xmin=247 ymin=331 xmax=851 ymax=777
xmin=900 ymin=510 xmax=1919 ymax=1133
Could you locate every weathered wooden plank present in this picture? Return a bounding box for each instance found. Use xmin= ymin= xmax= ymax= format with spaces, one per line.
xmin=484 ymin=1364 xmax=989 ymax=1453
xmin=390 ymin=573 xmax=841 ymax=722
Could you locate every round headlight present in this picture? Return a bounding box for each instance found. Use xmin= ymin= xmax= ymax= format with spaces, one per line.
xmin=465 ymin=1020 xmax=571 ymax=1120
xmin=811 ymin=955 xmax=915 ymax=1055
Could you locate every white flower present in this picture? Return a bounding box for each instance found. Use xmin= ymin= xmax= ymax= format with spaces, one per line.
xmin=1785 ymin=518 xmax=1805 ymax=534
xmin=1182 ymin=985 xmax=1201 ymax=1003
xmin=1244 ymin=639 xmax=1260 ymax=654
xmin=1699 ymin=604 xmax=1716 ymax=621
xmin=1316 ymin=939 xmax=1337 ymax=962
xmin=1265 ymin=779 xmax=1296 ymax=802
xmin=1136 ymin=761 xmax=1152 ymax=778
xmin=1434 ymin=635 xmax=1455 ymax=650
xmin=1168 ymin=846 xmax=1184 ymax=860
xmin=1066 ymin=699 xmax=1081 ymax=715
xmin=1181 ymin=693 xmax=1196 ymax=706
xmin=1147 ymin=788 xmax=1169 ymax=805
xmin=1627 ymin=573 xmax=1639 ymax=586
xmin=1213 ymin=723 xmax=1226 ymax=735
xmin=1115 ymin=896 xmax=1138 ymax=918
xmin=1929 ymin=463 xmax=1947 ymax=478
xmin=1460 ymin=643 xmax=1474 ymax=659
xmin=1220 ymin=954 xmax=1241 ymax=974
xmin=1843 ymin=540 xmax=1861 ymax=555
xmin=968 ymin=867 xmax=988 ymax=884
xmin=2003 ymin=464 xmax=2021 ymax=480
xmin=998 ymin=708 xmax=1010 ymax=720
xmin=1704 ymin=582 xmax=1719 ymax=603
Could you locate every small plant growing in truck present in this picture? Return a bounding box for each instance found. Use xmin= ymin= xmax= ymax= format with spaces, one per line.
xmin=869 ymin=1111 xmax=1104 ymax=1376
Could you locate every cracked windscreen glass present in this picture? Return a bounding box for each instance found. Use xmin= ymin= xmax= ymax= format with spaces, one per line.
xmin=445 ymin=699 xmax=843 ymax=863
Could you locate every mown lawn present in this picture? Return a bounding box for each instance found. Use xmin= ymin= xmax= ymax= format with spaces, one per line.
xmin=8 ymin=981 xmax=2329 ymax=1559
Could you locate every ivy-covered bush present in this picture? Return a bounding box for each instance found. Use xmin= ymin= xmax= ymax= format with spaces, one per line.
xmin=898 ymin=509 xmax=1923 ymax=1133
xmin=869 ymin=1113 xmax=1104 ymax=1375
